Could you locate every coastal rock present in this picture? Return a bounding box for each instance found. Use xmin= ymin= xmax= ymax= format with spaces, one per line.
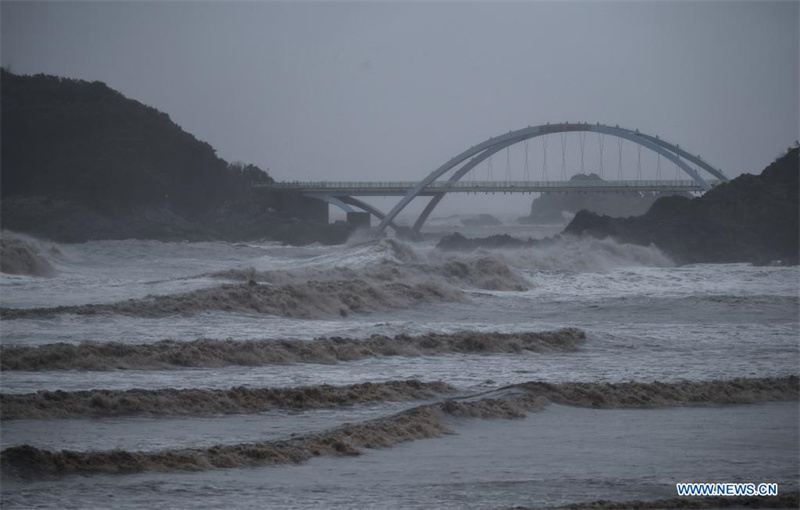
xmin=564 ymin=148 xmax=799 ymax=265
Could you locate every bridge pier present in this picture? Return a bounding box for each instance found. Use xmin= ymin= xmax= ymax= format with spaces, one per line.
xmin=272 ymin=191 xmax=329 ymax=223
xmin=346 ymin=211 xmax=371 ymax=229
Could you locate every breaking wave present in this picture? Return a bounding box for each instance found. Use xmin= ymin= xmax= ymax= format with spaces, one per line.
xmin=0 ymin=380 xmax=456 ymax=420
xmin=516 ymin=376 xmax=799 ymax=408
xmin=0 ymin=239 xmax=533 ymax=319
xmin=0 ymin=277 xmax=465 ymax=320
xmin=436 ymin=234 xmax=674 ymax=272
xmin=499 ymin=235 xmax=674 ymax=272
xmin=0 ymin=233 xmax=57 ymax=277
xmin=214 ymin=251 xmax=530 ymax=292
xmin=0 ymin=397 xmax=544 ymax=476
xmin=0 ymin=328 xmax=586 ymax=371
xmin=2 ymin=376 xmax=794 ymax=476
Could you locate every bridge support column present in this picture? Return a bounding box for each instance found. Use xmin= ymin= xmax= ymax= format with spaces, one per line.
xmin=346 ymin=212 xmax=371 ymax=229
xmin=273 ymin=191 xmax=329 ymax=223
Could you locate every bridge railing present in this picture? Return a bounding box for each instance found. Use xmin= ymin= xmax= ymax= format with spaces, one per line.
xmin=264 ymin=179 xmax=719 ymax=190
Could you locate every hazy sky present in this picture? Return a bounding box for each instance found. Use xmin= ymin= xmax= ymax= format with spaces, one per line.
xmin=2 ymin=1 xmax=798 ymax=217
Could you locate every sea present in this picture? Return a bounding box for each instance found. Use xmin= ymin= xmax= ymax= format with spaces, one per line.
xmin=0 ymin=216 xmax=798 ymax=510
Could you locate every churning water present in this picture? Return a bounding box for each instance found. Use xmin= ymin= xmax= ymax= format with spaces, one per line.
xmin=0 ymin=222 xmax=797 ymax=509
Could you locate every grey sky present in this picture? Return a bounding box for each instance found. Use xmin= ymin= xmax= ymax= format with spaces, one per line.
xmin=2 ymin=1 xmax=798 ymax=217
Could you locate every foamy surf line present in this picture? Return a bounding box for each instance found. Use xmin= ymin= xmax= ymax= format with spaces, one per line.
xmin=2 ymin=377 xmax=795 ymax=476
xmin=510 ymin=375 xmax=799 ymax=408
xmin=0 ymin=380 xmax=457 ymax=420
xmin=0 ymin=279 xmax=464 ymax=320
xmin=0 ymin=251 xmax=534 ymax=320
xmin=0 ymin=328 xmax=586 ymax=371
xmin=1 ymin=398 xmax=535 ymax=476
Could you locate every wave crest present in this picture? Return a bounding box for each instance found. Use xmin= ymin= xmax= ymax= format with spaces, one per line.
xmin=0 ymin=328 xmax=586 ymax=371
xmin=517 ymin=376 xmax=799 ymax=407
xmin=0 ymin=380 xmax=456 ymax=420
xmin=2 ymin=376 xmax=794 ymax=477
xmin=0 ymin=276 xmax=465 ymax=320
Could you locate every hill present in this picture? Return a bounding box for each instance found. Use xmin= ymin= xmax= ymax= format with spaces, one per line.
xmin=1 ymin=69 xmax=272 ymax=215
xmin=1 ymin=70 xmax=348 ymax=243
xmin=564 ymin=147 xmax=800 ymax=264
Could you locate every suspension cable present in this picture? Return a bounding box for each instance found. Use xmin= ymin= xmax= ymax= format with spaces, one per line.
xmin=524 ymin=139 xmax=530 ymax=180
xmin=542 ymin=135 xmax=549 ymax=180
xmin=505 ymin=146 xmax=512 ymax=181
xmin=598 ymin=133 xmax=605 ymax=179
xmin=579 ymin=131 xmax=586 ymax=175
xmin=560 ymin=132 xmax=567 ymax=180
xmin=636 ymin=144 xmax=642 ymax=181
xmin=617 ymin=137 xmax=624 ymax=180
xmin=656 ymin=153 xmax=661 ymax=180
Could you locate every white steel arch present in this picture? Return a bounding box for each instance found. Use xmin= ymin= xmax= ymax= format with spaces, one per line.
xmin=376 ymin=123 xmax=727 ymax=233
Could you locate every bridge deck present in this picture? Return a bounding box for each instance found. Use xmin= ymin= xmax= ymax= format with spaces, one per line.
xmin=263 ymin=179 xmax=719 ymax=196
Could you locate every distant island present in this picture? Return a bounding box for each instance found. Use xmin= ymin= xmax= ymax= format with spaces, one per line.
xmin=518 ymin=173 xmax=688 ymax=225
xmin=461 ymin=214 xmax=503 ymax=227
xmin=0 ymin=69 xmax=351 ymax=245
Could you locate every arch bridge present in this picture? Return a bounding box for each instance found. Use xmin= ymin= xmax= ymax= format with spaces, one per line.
xmin=265 ymin=123 xmax=728 ymax=234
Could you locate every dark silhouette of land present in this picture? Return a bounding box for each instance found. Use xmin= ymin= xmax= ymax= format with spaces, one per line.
xmin=4 ymin=69 xmax=797 ymax=262
xmin=564 ymin=147 xmax=799 ymax=265
xmin=440 ymin=147 xmax=799 ymax=265
xmin=0 ymin=70 xmax=349 ymax=244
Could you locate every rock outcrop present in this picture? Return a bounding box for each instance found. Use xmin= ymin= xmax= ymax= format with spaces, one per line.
xmin=564 ymin=148 xmax=799 ymax=265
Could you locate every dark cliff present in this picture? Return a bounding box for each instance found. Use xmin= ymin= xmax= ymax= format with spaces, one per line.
xmin=564 ymin=148 xmax=800 ymax=265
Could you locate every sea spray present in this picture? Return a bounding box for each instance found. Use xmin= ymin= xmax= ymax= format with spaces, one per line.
xmin=0 ymin=380 xmax=457 ymax=420
xmin=0 ymin=328 xmax=586 ymax=370
xmin=0 ymin=233 xmax=57 ymax=277
xmin=436 ymin=233 xmax=674 ymax=272
xmin=505 ymin=235 xmax=674 ymax=271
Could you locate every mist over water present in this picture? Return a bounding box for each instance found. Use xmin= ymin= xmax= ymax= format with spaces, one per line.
xmin=1 ymin=224 xmax=798 ymax=508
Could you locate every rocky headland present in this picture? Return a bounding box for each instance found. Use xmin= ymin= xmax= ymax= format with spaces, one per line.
xmin=440 ymin=147 xmax=799 ymax=265
xmin=564 ymin=147 xmax=799 ymax=265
